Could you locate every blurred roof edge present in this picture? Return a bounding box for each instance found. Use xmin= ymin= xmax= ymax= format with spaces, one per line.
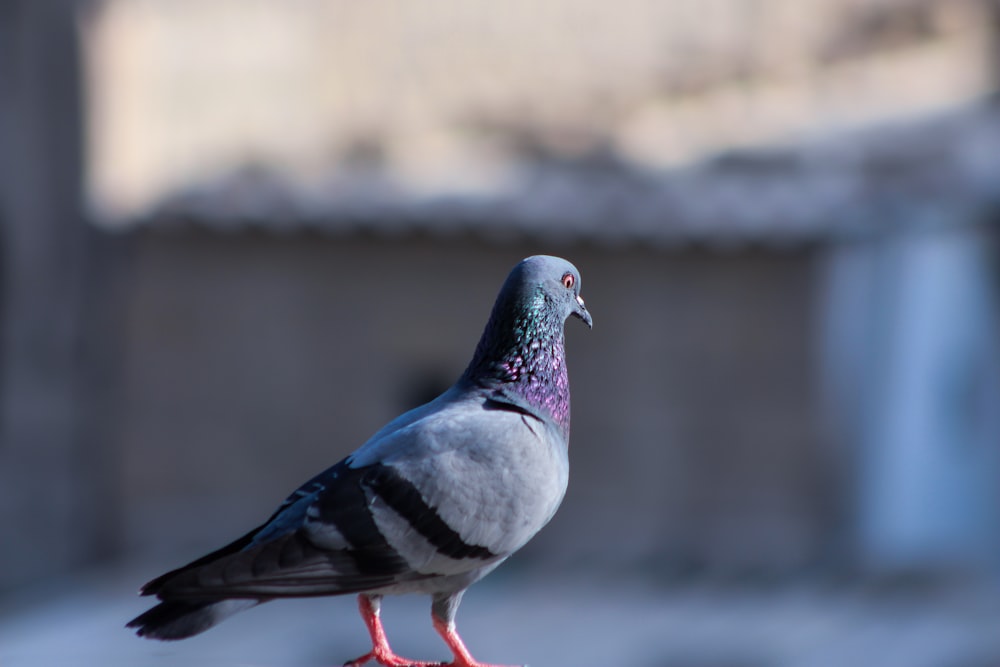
xmin=96 ymin=98 xmax=1000 ymax=248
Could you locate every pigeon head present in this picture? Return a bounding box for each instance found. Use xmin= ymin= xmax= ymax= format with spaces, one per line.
xmin=462 ymin=255 xmax=591 ymax=435
xmin=505 ymin=255 xmax=592 ymax=329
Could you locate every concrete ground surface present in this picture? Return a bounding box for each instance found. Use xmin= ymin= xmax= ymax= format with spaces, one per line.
xmin=1 ymin=566 xmax=999 ymax=667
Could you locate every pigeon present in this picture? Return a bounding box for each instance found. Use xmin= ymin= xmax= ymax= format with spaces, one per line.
xmin=127 ymin=255 xmax=592 ymax=667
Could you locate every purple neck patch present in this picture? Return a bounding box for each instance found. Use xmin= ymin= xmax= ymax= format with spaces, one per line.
xmin=499 ymin=335 xmax=571 ymax=434
xmin=463 ymin=291 xmax=572 ymax=436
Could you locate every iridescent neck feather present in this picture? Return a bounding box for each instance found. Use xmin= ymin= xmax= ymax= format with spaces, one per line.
xmin=462 ymin=287 xmax=572 ymax=436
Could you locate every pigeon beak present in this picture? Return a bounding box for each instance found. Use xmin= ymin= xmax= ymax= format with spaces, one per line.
xmin=573 ymin=294 xmax=593 ymax=329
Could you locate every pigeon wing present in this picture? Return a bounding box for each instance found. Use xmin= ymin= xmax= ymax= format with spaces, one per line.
xmin=143 ymin=460 xmax=429 ymax=600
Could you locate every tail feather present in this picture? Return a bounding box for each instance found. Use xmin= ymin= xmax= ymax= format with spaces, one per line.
xmin=139 ymin=524 xmax=264 ymax=597
xmin=127 ymin=599 xmax=258 ymax=640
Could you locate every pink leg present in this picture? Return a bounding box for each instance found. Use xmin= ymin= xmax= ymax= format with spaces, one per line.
xmin=344 ymin=595 xmax=439 ymax=667
xmin=431 ymin=616 xmax=520 ymax=667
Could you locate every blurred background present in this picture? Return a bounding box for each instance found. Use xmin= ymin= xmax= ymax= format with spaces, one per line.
xmin=1 ymin=1 xmax=1000 ymax=665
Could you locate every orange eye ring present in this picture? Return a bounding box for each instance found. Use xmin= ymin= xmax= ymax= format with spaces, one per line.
xmin=561 ymin=273 xmax=575 ymax=289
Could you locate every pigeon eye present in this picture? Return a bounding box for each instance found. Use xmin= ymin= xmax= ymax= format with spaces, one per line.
xmin=561 ymin=273 xmax=575 ymax=289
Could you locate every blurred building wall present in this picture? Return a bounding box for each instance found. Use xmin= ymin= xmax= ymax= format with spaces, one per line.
xmin=82 ymin=0 xmax=1000 ymax=219
xmin=820 ymin=221 xmax=1000 ymax=573
xmin=0 ymin=0 xmax=117 ymax=590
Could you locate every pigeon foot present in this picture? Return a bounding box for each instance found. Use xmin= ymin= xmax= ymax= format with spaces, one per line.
xmin=342 ymin=648 xmax=439 ymax=667
xmin=431 ymin=617 xmax=522 ymax=667
xmin=348 ymin=595 xmax=441 ymax=667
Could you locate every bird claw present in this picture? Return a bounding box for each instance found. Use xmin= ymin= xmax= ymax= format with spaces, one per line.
xmin=343 ymin=655 xmax=523 ymax=667
xmin=343 ymin=650 xmax=440 ymax=667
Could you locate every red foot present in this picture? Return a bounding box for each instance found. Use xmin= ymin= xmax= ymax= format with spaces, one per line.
xmin=342 ymin=648 xmax=439 ymax=667
xmin=346 ymin=595 xmax=521 ymax=667
xmin=431 ymin=617 xmax=521 ymax=667
xmin=347 ymin=595 xmax=441 ymax=667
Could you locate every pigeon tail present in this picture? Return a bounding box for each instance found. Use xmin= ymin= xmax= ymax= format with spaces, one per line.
xmin=126 ymin=598 xmax=258 ymax=640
